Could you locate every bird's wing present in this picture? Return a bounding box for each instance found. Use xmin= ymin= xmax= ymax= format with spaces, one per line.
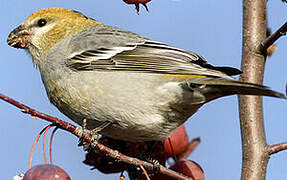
xmin=66 ymin=25 xmax=241 ymax=78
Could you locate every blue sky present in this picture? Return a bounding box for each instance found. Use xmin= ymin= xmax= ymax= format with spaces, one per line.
xmin=0 ymin=0 xmax=286 ymax=179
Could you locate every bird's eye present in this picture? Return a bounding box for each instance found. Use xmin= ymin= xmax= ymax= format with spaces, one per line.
xmin=37 ymin=19 xmax=47 ymax=27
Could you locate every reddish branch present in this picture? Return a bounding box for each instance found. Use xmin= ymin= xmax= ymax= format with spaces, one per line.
xmin=257 ymin=21 xmax=287 ymax=53
xmin=269 ymin=142 xmax=287 ymax=155
xmin=262 ymin=22 xmax=287 ymax=157
xmin=0 ymin=93 xmax=192 ymax=180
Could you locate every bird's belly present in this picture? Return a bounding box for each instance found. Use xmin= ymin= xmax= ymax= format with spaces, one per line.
xmin=44 ymin=71 xmax=196 ymax=141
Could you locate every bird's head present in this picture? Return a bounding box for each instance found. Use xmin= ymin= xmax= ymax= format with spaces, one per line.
xmin=7 ymin=8 xmax=101 ymax=64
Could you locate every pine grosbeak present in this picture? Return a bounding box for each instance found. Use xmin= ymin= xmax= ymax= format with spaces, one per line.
xmin=7 ymin=8 xmax=285 ymax=141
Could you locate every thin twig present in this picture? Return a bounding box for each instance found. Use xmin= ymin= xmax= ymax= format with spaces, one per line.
xmin=0 ymin=93 xmax=192 ymax=180
xmin=49 ymin=127 xmax=59 ymax=165
xmin=29 ymin=133 xmax=41 ymax=169
xmin=29 ymin=125 xmax=51 ymax=169
xmin=257 ymin=21 xmax=287 ymax=53
xmin=269 ymin=142 xmax=287 ymax=155
xmin=43 ymin=125 xmax=52 ymax=164
xmin=140 ymin=165 xmax=151 ymax=180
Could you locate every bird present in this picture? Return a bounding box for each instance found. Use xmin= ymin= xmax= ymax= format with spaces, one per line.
xmin=7 ymin=8 xmax=285 ymax=142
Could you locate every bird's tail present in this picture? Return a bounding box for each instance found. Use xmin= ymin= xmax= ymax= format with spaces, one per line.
xmin=187 ymin=78 xmax=286 ymax=102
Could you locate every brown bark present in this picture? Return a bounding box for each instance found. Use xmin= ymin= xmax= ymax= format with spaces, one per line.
xmin=239 ymin=0 xmax=269 ymax=179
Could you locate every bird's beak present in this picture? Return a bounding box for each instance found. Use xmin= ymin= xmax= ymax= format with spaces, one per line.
xmin=7 ymin=25 xmax=30 ymax=49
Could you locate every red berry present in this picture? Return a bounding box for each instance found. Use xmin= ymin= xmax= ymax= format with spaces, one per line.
xmin=152 ymin=160 xmax=204 ymax=180
xmin=123 ymin=0 xmax=151 ymax=4
xmin=122 ymin=0 xmax=151 ymax=13
xmin=23 ymin=164 xmax=71 ymax=180
xmin=164 ymin=125 xmax=189 ymax=158
xmin=170 ymin=160 xmax=205 ymax=180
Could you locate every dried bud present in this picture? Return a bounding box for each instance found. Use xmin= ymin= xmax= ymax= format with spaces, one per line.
xmin=123 ymin=0 xmax=151 ymax=13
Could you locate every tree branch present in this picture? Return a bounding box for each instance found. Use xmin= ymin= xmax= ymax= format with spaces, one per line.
xmin=0 ymin=93 xmax=192 ymax=180
xmin=269 ymin=142 xmax=287 ymax=155
xmin=257 ymin=21 xmax=287 ymax=53
xmin=239 ymin=0 xmax=269 ymax=179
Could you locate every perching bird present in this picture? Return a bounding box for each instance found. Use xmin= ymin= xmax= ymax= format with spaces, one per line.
xmin=7 ymin=8 xmax=285 ymax=141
